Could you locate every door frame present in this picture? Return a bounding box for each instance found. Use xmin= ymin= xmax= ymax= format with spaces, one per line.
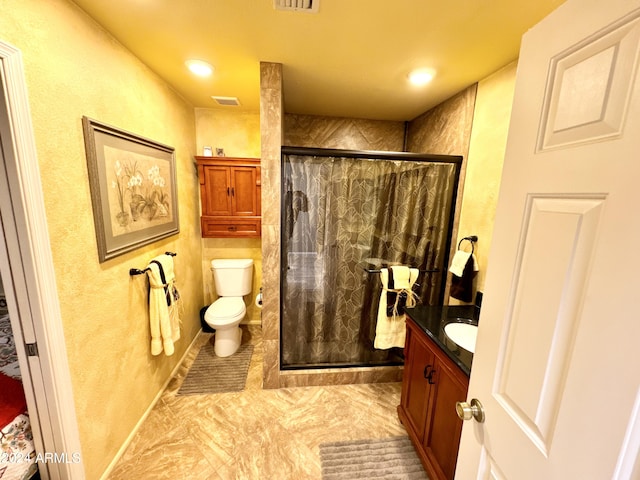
xmin=0 ymin=40 xmax=84 ymax=479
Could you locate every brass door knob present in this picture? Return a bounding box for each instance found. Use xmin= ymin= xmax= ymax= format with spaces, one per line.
xmin=456 ymin=398 xmax=485 ymax=423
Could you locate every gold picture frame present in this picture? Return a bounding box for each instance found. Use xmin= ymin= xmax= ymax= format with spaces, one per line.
xmin=82 ymin=117 xmax=179 ymax=262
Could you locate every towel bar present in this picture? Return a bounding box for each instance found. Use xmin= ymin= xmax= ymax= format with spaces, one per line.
xmin=129 ymin=252 xmax=177 ymax=276
xmin=364 ymin=267 xmax=439 ymax=274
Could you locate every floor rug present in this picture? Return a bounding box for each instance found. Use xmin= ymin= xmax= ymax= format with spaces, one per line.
xmin=319 ymin=436 xmax=429 ymax=480
xmin=177 ymin=342 xmax=253 ymax=395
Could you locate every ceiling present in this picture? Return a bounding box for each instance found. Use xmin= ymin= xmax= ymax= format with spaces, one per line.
xmin=71 ymin=0 xmax=566 ymax=122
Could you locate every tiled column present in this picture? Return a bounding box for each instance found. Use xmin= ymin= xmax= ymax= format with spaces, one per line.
xmin=259 ymin=62 xmax=283 ymax=389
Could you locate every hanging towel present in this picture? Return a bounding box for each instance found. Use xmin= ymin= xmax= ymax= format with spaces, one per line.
xmin=449 ymin=250 xmax=479 ymax=302
xmin=374 ymin=266 xmax=419 ymax=350
xmin=147 ymin=254 xmax=181 ymax=356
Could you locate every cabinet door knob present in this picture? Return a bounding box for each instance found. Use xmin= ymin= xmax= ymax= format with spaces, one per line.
xmin=227 ymin=187 xmax=230 ymax=196
xmin=456 ymin=398 xmax=485 ymax=423
xmin=231 ymin=187 xmax=235 ymax=196
xmin=228 ymin=226 xmax=237 ymax=232
xmin=423 ymin=364 xmax=432 ymax=379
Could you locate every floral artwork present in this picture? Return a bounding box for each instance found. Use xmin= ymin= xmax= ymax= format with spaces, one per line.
xmin=105 ymin=146 xmax=174 ymax=235
xmin=83 ymin=117 xmax=179 ymax=262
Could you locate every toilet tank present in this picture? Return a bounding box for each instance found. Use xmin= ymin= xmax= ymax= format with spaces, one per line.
xmin=211 ymin=259 xmax=254 ymax=296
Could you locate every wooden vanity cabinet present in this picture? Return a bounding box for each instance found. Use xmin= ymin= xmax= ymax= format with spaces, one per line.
xmin=195 ymin=156 xmax=261 ymax=238
xmin=398 ymin=318 xmax=469 ymax=480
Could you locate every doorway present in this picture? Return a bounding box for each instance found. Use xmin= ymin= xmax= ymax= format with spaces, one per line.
xmin=0 ymin=40 xmax=83 ymax=479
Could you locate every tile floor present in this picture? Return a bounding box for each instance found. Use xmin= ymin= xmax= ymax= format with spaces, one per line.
xmin=107 ymin=325 xmax=407 ymax=479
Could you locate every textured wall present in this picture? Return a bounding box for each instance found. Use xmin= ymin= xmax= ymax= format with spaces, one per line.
xmin=406 ymin=86 xmax=478 ymax=155
xmin=283 ymin=114 xmax=405 ymax=151
xmin=195 ymin=109 xmax=263 ymax=323
xmin=195 ymin=108 xmax=261 ymax=158
xmin=406 ymin=85 xmax=478 ymax=301
xmin=455 ymin=62 xmax=517 ymax=295
xmin=406 ymin=74 xmax=517 ymax=303
xmin=0 ymin=1 xmax=202 ymax=478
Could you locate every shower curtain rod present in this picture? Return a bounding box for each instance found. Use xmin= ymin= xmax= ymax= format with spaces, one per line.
xmin=282 ymin=146 xmax=463 ymax=165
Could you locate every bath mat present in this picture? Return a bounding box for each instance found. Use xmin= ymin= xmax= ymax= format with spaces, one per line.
xmin=177 ymin=342 xmax=253 ymax=395
xmin=319 ymin=436 xmax=428 ymax=480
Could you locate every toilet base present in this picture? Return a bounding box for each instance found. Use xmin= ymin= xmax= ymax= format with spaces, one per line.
xmin=213 ymin=325 xmax=242 ymax=357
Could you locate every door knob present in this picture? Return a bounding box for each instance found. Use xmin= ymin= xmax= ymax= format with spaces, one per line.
xmin=456 ymin=398 xmax=485 ymax=423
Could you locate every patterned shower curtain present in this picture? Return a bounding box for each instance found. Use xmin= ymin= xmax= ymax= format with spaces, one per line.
xmin=282 ymin=153 xmax=457 ymax=367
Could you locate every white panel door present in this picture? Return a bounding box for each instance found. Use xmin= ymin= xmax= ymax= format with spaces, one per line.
xmin=456 ymin=0 xmax=640 ymax=479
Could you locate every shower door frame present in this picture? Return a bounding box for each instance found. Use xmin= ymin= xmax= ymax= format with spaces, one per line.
xmin=279 ymin=146 xmax=463 ymax=370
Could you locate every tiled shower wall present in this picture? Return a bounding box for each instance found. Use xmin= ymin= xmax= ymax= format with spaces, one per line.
xmin=283 ymin=114 xmax=405 ymax=151
xmin=406 ymin=86 xmax=478 ymax=155
xmin=260 ymin=61 xmax=478 ymax=388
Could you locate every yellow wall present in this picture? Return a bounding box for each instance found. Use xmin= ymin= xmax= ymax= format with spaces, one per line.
xmin=455 ymin=61 xmax=518 ymax=297
xmin=195 ymin=109 xmax=263 ymax=323
xmin=195 ymin=108 xmax=261 ymax=158
xmin=0 ymin=1 xmax=203 ymax=478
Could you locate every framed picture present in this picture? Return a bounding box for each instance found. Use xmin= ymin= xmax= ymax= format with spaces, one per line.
xmin=82 ymin=116 xmax=179 ymax=262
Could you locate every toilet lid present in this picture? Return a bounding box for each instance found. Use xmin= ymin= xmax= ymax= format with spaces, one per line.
xmin=205 ymin=297 xmax=245 ymax=322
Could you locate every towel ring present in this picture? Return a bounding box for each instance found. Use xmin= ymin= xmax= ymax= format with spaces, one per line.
xmin=457 ymin=236 xmax=477 ymax=254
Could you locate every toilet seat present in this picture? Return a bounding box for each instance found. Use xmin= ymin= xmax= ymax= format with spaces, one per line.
xmin=204 ymin=297 xmax=246 ymax=326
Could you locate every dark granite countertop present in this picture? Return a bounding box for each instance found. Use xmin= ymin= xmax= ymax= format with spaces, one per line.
xmin=405 ymin=305 xmax=479 ymax=377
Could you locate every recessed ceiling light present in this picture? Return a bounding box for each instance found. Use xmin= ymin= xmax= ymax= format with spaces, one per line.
xmin=185 ymin=59 xmax=214 ymax=77
xmin=408 ymin=68 xmax=435 ymax=86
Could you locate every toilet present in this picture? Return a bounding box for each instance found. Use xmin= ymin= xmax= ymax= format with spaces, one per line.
xmin=204 ymin=258 xmax=253 ymax=357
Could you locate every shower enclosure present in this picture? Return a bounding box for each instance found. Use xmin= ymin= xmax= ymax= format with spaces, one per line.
xmin=281 ymin=147 xmax=462 ymax=369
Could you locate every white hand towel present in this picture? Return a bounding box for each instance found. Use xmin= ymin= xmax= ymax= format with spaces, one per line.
xmin=374 ymin=266 xmax=419 ymax=350
xmin=388 ymin=265 xmax=413 ymax=289
xmin=449 ymin=250 xmax=471 ymax=277
xmin=147 ymin=254 xmax=181 ymax=356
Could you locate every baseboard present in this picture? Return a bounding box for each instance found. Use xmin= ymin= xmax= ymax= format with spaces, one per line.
xmin=99 ymin=329 xmax=203 ymax=480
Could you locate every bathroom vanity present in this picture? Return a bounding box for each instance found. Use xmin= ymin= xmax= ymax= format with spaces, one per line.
xmin=398 ymin=305 xmax=477 ymax=480
xmin=195 ymin=156 xmax=261 ymax=238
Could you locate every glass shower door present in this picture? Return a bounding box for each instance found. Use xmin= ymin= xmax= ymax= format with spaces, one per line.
xmin=281 ymin=150 xmax=459 ymax=369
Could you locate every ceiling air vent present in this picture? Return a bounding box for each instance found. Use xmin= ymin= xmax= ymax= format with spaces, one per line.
xmin=212 ymin=96 xmax=241 ymax=106
xmin=274 ymin=0 xmax=319 ymax=13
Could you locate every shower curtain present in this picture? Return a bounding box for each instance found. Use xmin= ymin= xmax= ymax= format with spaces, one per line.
xmin=282 ymin=151 xmax=458 ymax=368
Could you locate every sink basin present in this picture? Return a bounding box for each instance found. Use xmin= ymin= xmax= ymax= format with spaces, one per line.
xmin=444 ymin=322 xmax=478 ymax=353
